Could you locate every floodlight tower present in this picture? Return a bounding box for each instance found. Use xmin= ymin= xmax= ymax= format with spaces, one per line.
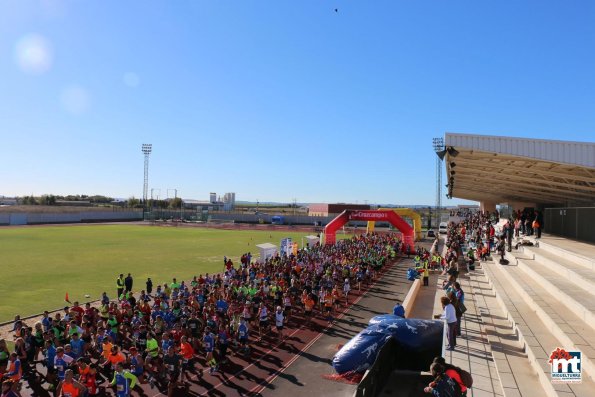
xmin=432 ymin=137 xmax=444 ymax=229
xmin=142 ymin=144 xmax=152 ymax=209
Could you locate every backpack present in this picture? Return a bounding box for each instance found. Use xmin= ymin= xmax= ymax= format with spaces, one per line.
xmin=457 ymin=367 xmax=473 ymax=388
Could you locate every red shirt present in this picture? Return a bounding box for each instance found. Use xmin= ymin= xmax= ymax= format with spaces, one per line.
xmin=446 ymin=368 xmax=467 ymax=392
xmin=71 ymin=306 xmax=84 ymax=321
xmin=180 ymin=342 xmax=194 ymax=359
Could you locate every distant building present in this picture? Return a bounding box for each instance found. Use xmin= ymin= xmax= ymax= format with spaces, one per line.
xmin=308 ymin=203 xmax=370 ymax=217
xmin=55 ymin=200 xmax=92 ymax=207
xmin=223 ymin=192 xmax=236 ymax=211
xmin=209 ymin=192 xmax=217 ymax=203
xmin=183 ymin=199 xmax=224 ymax=211
xmin=0 ymin=197 xmax=17 ymax=206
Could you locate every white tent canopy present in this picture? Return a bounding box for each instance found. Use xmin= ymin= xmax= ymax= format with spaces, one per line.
xmin=304 ymin=235 xmax=320 ymax=248
xmin=256 ymin=243 xmax=278 ymax=261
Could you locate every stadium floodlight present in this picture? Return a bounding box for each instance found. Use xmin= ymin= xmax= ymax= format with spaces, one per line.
xmin=141 ymin=144 xmax=152 ymax=212
xmin=447 ymin=146 xmax=459 ymax=157
xmin=432 ymin=137 xmax=444 ymax=230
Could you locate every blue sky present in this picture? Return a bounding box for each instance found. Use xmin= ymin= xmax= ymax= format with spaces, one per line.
xmin=1 ymin=1 xmax=594 ymax=205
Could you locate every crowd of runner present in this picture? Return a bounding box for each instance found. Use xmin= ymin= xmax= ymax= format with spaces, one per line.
xmin=1 ymin=232 xmax=403 ymax=397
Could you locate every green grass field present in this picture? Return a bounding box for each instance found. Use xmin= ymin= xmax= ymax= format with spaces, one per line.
xmin=0 ymin=224 xmax=336 ymax=322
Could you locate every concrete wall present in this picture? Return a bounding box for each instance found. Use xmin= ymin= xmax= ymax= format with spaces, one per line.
xmin=210 ymin=213 xmax=334 ymax=225
xmin=0 ymin=211 xmax=142 ymax=225
xmin=545 ymin=207 xmax=595 ymax=244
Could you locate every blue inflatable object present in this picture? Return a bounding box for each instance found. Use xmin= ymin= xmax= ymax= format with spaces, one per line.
xmin=368 ymin=314 xmax=402 ymax=326
xmin=332 ymin=325 xmax=392 ymax=374
xmin=332 ymin=317 xmax=443 ymax=374
xmin=407 ymin=268 xmax=420 ymax=281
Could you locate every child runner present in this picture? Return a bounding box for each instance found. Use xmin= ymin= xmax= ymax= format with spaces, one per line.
xmin=202 ymin=328 xmax=218 ymax=375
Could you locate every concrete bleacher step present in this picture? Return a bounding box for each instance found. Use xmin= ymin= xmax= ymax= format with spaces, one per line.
xmin=519 ymin=245 xmax=595 ymax=298
xmin=483 ymin=263 xmax=595 ymax=397
xmin=507 ymin=252 xmax=595 ymax=332
xmin=490 ymin=261 xmax=595 ymax=381
xmin=469 ymin=267 xmax=546 ymax=397
xmin=529 ymin=239 xmax=595 ymax=271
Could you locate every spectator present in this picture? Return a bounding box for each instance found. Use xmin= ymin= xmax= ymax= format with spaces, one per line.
xmin=423 ymin=362 xmax=462 ymax=396
xmin=435 ymin=297 xmax=457 ymax=351
xmin=533 ymin=214 xmax=541 ymax=239
xmin=125 ymin=273 xmax=133 ymax=293
xmin=392 ymin=301 xmax=405 ymax=318
xmin=428 ymin=358 xmax=467 ymax=396
xmin=116 ymin=274 xmax=125 ymax=300
xmin=146 ymin=278 xmax=153 ymax=295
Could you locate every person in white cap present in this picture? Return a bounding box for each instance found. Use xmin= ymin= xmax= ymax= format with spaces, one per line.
xmin=343 ymin=278 xmax=351 ymax=305
xmin=274 ymin=306 xmax=285 ymax=343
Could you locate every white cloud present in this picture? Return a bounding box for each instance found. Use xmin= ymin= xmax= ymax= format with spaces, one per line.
xmin=60 ymin=85 xmax=90 ymax=115
xmin=14 ymin=33 xmax=53 ymax=75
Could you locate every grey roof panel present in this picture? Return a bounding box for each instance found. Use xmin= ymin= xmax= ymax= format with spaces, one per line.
xmin=445 ymin=133 xmax=595 ymax=168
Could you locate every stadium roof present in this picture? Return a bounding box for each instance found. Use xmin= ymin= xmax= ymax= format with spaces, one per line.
xmin=443 ymin=133 xmax=595 ymax=206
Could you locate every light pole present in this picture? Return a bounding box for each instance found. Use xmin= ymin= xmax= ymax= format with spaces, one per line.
xmin=167 ymin=189 xmax=178 ymax=199
xmin=432 ymin=137 xmax=444 ymax=230
xmin=142 ymin=144 xmax=152 ymax=214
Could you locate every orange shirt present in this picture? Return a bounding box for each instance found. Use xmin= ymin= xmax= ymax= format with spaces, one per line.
xmin=78 ymin=365 xmax=90 ymax=377
xmin=61 ymin=381 xmax=80 ymax=397
xmin=107 ymin=352 xmax=126 ymax=367
xmin=332 ymin=290 xmax=341 ymax=300
xmin=303 ymin=298 xmax=315 ymax=311
xmin=7 ymin=360 xmax=22 ymax=381
xmin=102 ymin=342 xmax=113 ymax=361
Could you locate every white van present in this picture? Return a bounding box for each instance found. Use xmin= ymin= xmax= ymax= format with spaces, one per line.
xmin=439 ymin=222 xmax=448 ymax=234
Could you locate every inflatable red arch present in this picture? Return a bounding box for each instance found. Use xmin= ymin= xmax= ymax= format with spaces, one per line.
xmin=324 ymin=210 xmax=415 ymax=248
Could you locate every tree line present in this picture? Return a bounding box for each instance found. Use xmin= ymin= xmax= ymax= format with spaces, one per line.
xmin=16 ymin=195 xmax=183 ymax=209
